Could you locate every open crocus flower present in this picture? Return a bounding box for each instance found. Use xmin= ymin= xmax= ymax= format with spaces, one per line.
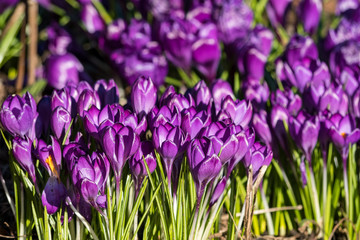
xmin=289 ymin=111 xmax=320 ymax=161
xmin=37 ymin=137 xmax=66 ymax=214
xmin=328 ymin=114 xmax=360 ymax=161
xmin=121 ymin=109 xmax=148 ymax=136
xmin=218 ymin=96 xmax=252 ymax=128
xmin=0 ymin=92 xmax=37 ymax=138
xmin=12 ymin=136 xmax=37 ymax=185
xmin=181 ymin=107 xmax=211 ymax=139
xmin=152 ymin=123 xmax=190 ymax=187
xmin=83 ymin=105 xmax=114 ymax=140
xmin=149 ymin=105 xmax=182 ymax=129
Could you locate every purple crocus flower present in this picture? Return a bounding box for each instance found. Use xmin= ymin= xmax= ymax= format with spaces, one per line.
xmin=289 ymin=111 xmax=320 ymax=161
xmin=158 ymin=11 xmax=194 ymax=72
xmin=271 ymin=89 xmax=302 ymax=116
xmin=47 ymin=22 xmax=72 ymax=55
xmin=51 ymin=89 xmax=73 ymax=116
xmin=328 ymin=114 xmax=360 ymax=161
xmin=99 ymin=19 xmax=126 ymax=54
xmin=37 ymin=137 xmax=66 ymax=214
xmin=187 ymin=137 xmax=222 ymax=203
xmin=159 ymin=87 xmax=194 ymax=112
xmin=336 ymin=0 xmax=359 ymax=15
xmin=83 ymin=105 xmax=113 ymax=139
xmin=77 ymin=89 xmax=101 ymax=117
xmin=236 ymin=25 xmax=273 ymax=81
xmin=297 ymin=0 xmax=322 ymax=34
xmin=252 ymin=110 xmax=273 ymax=147
xmin=214 ymin=0 xmax=253 ymax=45
xmin=0 ymin=92 xmax=37 ymax=138
xmin=210 ymin=79 xmax=234 ymax=114
xmin=102 ymin=125 xmax=140 ymax=184
xmin=51 ymin=106 xmax=72 ymax=144
xmin=122 ymin=109 xmax=148 ymax=136
xmin=244 ymin=142 xmax=273 ymax=178
xmin=218 ymin=96 xmax=252 ymax=128
xmin=266 ymin=0 xmax=291 ymax=27
xmin=243 ymin=81 xmax=270 ymax=110
xmin=80 ymin=3 xmax=105 ymax=36
xmin=149 ymin=105 xmax=182 ymax=129
xmin=181 ymin=107 xmax=211 ymax=139
xmin=152 ymin=123 xmax=189 ymax=187
xmin=45 ymin=54 xmax=84 ymax=90
xmin=319 ymin=84 xmax=348 ymax=115
xmin=131 ymin=76 xmax=157 ymax=118
xmin=12 ymin=136 xmax=37 ymax=185
xmin=129 ymin=141 xmax=157 ymax=195
xmin=185 ymin=80 xmax=211 ymax=110
xmin=94 ymin=79 xmax=119 ymax=107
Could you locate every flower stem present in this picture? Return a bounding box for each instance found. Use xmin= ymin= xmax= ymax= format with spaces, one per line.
xmin=309 ymin=164 xmax=322 ymax=233
xmin=19 ymin=183 xmax=25 ymax=240
xmin=260 ymin=186 xmax=274 ymax=235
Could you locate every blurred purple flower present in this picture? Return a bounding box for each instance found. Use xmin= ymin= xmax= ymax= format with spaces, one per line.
xmin=244 ymin=142 xmax=273 ymax=177
xmin=297 ymin=0 xmax=322 ymax=34
xmin=80 ymin=4 xmax=105 ymax=35
xmin=266 ymin=0 xmax=291 ymax=27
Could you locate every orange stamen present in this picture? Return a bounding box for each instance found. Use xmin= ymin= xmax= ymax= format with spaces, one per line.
xmin=45 ymin=155 xmax=59 ymax=179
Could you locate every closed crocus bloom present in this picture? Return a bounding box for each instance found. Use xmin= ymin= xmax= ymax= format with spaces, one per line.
xmin=121 ymin=19 xmax=151 ymax=51
xmin=131 ymin=76 xmax=157 ymax=118
xmin=41 ymin=176 xmax=67 ymax=215
xmin=81 ymin=4 xmax=105 ymax=35
xmin=12 ymin=136 xmax=36 ymax=185
xmin=212 ymin=125 xmax=240 ymax=164
xmin=237 ymin=25 xmax=273 ymax=81
xmin=218 ymin=96 xmax=252 ymax=128
xmin=51 ymin=89 xmax=73 ymax=114
xmin=159 ymin=11 xmax=193 ymax=72
xmin=270 ymin=105 xmax=290 ymax=150
xmin=47 ymin=23 xmax=72 ymax=55
xmin=252 ymin=110 xmax=272 ymax=146
xmin=328 ymin=114 xmax=360 ymax=161
xmin=46 ymin=54 xmax=84 ymax=90
xmin=244 ymin=142 xmax=273 ymax=177
xmin=0 ymin=93 xmax=36 ymax=137
xmin=181 ymin=107 xmax=211 ymax=139
xmin=187 ymin=137 xmax=222 ymax=201
xmin=271 ymin=89 xmax=302 ymax=116
xmin=130 ymin=141 xmax=157 ymax=178
xmin=353 ymin=89 xmax=360 ymax=118
xmin=266 ymin=0 xmax=291 ymax=27
xmin=159 ymin=90 xmax=194 ymax=113
xmin=210 ymin=79 xmax=234 ymax=114
xmin=243 ymin=81 xmax=270 ymax=110
xmin=215 ymin=0 xmax=253 ymax=44
xmin=51 ymin=106 xmax=72 ymax=144
xmin=102 ymin=125 xmax=140 ymax=183
xmin=63 ymin=142 xmax=88 ymax=172
xmin=91 ymin=151 xmax=110 ymax=194
xmin=77 ymin=89 xmax=101 ymax=117
xmin=94 ymin=79 xmax=119 ymax=107
xmin=192 ymin=23 xmax=221 ymax=81
xmin=152 ymin=123 xmax=189 ymax=186
xmin=298 ymin=0 xmax=322 ymax=34
xmin=289 ymin=111 xmax=320 ymax=161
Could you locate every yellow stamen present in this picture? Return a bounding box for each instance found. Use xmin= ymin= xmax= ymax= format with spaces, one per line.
xmin=341 ymin=132 xmax=347 ymax=138
xmin=45 ymin=155 xmax=59 ymax=179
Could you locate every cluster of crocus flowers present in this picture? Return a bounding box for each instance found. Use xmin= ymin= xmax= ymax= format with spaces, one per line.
xmin=0 ymin=75 xmax=272 ymax=223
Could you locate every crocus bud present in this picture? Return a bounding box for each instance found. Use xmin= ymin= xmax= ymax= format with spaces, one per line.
xmin=0 ymin=93 xmax=36 ymax=137
xmin=102 ymin=125 xmax=140 ymax=183
xmin=94 ymin=79 xmax=120 ymax=107
xmin=252 ymin=110 xmax=272 ymax=146
xmin=83 ymin=105 xmax=113 ymax=139
xmin=77 ymin=89 xmax=101 ymax=117
xmin=131 ymin=76 xmax=157 ymax=118
xmin=12 ymin=136 xmax=36 ymax=184
xmin=298 ymin=0 xmax=322 ymax=34
xmin=266 ymin=0 xmax=291 ymax=27
xmin=187 ymin=137 xmax=222 ymax=201
xmin=51 ymin=106 xmax=72 ymax=144
xmin=210 ymin=79 xmax=234 ymax=114
xmin=45 ymin=54 xmax=84 ymax=90
xmin=81 ymin=4 xmax=105 ymax=35
xmin=289 ymin=111 xmax=319 ymax=161
xmin=41 ymin=176 xmax=67 ymax=214
xmin=51 ymin=89 xmax=72 ymax=114
xmin=152 ymin=124 xmax=189 ymax=186
xmin=129 ymin=141 xmax=157 ymax=180
xmin=186 ymin=80 xmax=211 ymax=110
xmin=47 ymin=22 xmax=72 ymax=55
